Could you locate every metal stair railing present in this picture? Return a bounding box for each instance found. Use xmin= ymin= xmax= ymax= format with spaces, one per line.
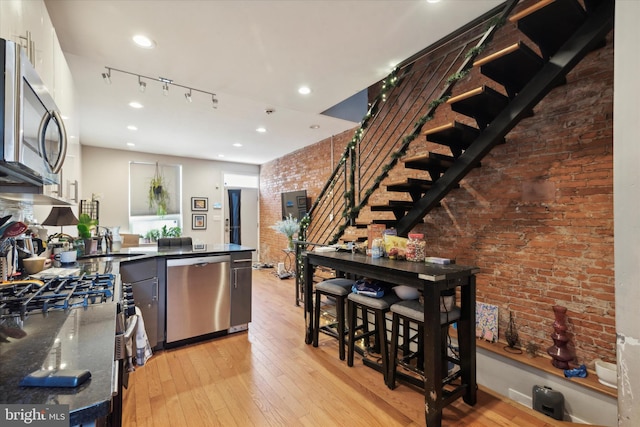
xmin=396 ymin=0 xmax=614 ymax=235
xmin=304 ymin=0 xmax=516 ymax=246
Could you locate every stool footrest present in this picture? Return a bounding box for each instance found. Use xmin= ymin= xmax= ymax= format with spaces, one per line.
xmin=318 ymin=324 xmax=342 ymax=340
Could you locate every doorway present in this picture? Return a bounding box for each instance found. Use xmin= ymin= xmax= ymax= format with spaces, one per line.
xmin=224 ymin=185 xmax=258 ymax=261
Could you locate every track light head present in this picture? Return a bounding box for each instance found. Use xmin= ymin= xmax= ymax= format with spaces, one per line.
xmin=101 ymin=68 xmax=111 ymax=84
xmin=212 ymin=94 xmax=218 ymax=109
xmin=185 ymin=90 xmax=192 ymax=103
xmin=162 ymin=83 xmax=169 ymax=96
xmin=138 ymin=77 xmax=146 ymax=93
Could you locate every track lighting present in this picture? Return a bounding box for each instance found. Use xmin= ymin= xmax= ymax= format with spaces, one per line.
xmin=102 ymin=68 xmax=111 ymax=84
xmin=100 ymin=66 xmax=218 ymax=108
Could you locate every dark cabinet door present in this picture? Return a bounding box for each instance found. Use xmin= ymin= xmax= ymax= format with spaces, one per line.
xmin=230 ymin=252 xmax=252 ymax=330
xmin=130 ymin=277 xmax=160 ymax=349
xmin=231 ymin=266 xmax=252 ymax=327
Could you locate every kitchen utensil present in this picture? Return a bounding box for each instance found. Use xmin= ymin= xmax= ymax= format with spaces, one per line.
xmin=23 ymin=256 xmax=53 ymax=275
xmin=1 ymin=221 xmax=28 ymax=238
xmin=0 ymin=214 xmax=12 ymax=228
xmin=0 ymin=279 xmax=45 ymax=288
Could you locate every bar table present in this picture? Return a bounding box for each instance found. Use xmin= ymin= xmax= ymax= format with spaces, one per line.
xmin=302 ymin=251 xmax=479 ymax=427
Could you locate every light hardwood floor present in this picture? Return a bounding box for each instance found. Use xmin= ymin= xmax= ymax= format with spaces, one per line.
xmin=122 ymin=269 xmax=564 ymax=426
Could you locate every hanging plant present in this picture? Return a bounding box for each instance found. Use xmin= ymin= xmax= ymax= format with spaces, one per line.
xmin=148 ymin=162 xmax=170 ymax=216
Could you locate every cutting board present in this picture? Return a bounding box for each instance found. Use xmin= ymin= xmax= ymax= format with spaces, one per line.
xmin=30 ymin=268 xmax=81 ymax=279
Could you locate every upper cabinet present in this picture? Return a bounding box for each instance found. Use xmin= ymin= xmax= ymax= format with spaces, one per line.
xmin=1 ymin=0 xmax=80 ymax=205
xmin=0 ymin=0 xmax=55 ymax=90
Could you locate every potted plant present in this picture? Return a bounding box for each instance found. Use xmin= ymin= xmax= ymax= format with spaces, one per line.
xmin=148 ymin=162 xmax=170 ymax=216
xmin=270 ymin=214 xmax=300 ymax=250
xmin=77 ymin=213 xmax=98 ymax=254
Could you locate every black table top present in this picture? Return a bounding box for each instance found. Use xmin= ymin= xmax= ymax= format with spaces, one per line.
xmin=305 ymin=251 xmax=479 ymax=283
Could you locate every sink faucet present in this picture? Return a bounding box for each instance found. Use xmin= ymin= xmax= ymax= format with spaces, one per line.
xmin=95 ymin=226 xmax=113 ymax=254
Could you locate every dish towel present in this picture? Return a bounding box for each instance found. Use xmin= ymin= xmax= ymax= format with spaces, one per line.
xmin=134 ymin=306 xmax=153 ymax=366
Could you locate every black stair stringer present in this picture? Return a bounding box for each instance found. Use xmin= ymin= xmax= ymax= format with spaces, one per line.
xmin=396 ymin=0 xmax=614 ymax=237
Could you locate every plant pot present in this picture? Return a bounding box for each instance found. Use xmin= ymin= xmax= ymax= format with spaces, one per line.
xmin=83 ymin=238 xmax=98 ymax=255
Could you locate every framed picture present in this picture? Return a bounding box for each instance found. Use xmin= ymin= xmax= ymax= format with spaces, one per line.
xmin=191 ymin=197 xmax=208 ymax=211
xmin=192 ymin=213 xmax=207 ymax=230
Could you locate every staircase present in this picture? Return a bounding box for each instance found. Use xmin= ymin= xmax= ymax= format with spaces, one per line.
xmin=378 ymin=0 xmax=614 ymax=236
xmin=303 ymin=0 xmax=614 ymax=246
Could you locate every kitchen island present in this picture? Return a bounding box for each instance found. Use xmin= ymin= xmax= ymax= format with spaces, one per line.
xmin=0 ymin=243 xmax=254 ymax=426
xmin=303 ymin=251 xmax=479 ymax=427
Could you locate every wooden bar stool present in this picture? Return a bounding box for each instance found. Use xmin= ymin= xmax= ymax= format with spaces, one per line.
xmin=387 ymin=298 xmax=461 ymax=390
xmin=347 ymin=292 xmax=400 ymax=383
xmin=313 ymin=278 xmax=355 ymax=360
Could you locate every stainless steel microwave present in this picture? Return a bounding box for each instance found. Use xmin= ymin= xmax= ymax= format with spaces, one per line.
xmin=0 ymin=38 xmax=67 ymax=189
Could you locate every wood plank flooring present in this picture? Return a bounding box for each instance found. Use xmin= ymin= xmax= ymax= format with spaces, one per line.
xmin=122 ymin=269 xmax=563 ymax=426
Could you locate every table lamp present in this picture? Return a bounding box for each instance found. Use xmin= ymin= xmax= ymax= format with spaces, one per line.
xmin=42 ymin=206 xmax=79 ymax=234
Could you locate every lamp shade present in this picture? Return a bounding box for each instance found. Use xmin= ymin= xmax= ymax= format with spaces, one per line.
xmin=42 ymin=207 xmax=79 ymax=227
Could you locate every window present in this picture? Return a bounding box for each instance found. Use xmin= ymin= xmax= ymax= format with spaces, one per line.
xmin=129 ymin=162 xmax=182 ymax=237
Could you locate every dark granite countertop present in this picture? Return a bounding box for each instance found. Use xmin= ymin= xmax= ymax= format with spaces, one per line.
xmin=1 ymin=243 xmax=254 ymax=424
xmin=77 ymin=243 xmax=254 ymax=263
xmin=0 ymin=301 xmax=117 ymax=425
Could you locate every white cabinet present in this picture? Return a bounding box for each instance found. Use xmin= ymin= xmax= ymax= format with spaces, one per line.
xmin=0 ymin=0 xmax=55 ymax=90
xmin=1 ymin=0 xmax=80 ymax=206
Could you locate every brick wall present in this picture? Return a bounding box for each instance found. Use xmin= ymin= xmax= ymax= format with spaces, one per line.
xmin=259 ymin=130 xmax=353 ymax=261
xmin=260 ymin=1 xmax=614 ymax=365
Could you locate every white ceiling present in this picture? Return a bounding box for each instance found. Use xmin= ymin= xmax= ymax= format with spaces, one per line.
xmin=44 ymin=0 xmax=502 ymax=165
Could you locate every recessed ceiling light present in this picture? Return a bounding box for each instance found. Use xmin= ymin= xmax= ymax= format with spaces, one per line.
xmin=298 ymin=86 xmax=311 ymax=95
xmin=256 ymin=127 xmax=266 ymax=133
xmin=61 ymin=115 xmax=69 ymax=120
xmin=126 ymin=142 xmax=135 ymax=147
xmin=132 ymin=34 xmax=156 ymax=49
xmin=310 ymin=124 xmax=320 ymax=129
xmin=127 ymin=125 xmax=138 ymax=131
xmin=426 ymin=0 xmax=441 ymax=3
xmin=233 ymin=143 xmax=242 ymax=147
xmin=218 ymin=154 xmax=225 ymax=158
xmin=129 ymin=101 xmax=143 ymax=109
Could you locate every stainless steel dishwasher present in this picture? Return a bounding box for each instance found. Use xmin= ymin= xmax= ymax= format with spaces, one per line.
xmin=166 ymin=255 xmax=231 ymax=344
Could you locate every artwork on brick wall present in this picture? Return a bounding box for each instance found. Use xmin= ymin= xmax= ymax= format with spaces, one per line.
xmin=476 ymin=302 xmax=498 ymax=342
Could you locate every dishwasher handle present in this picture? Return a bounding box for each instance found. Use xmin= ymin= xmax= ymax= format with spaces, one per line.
xmin=167 ymin=255 xmax=230 ymax=267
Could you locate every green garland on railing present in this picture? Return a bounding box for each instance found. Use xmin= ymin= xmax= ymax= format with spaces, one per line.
xmin=337 ymin=8 xmax=505 ymax=229
xmin=445 ymin=69 xmax=470 ymax=86
xmin=465 ymin=45 xmax=486 ymax=59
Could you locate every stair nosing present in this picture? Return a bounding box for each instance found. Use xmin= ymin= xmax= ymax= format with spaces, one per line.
xmin=473 ymin=42 xmax=523 ymax=68
xmin=508 ymin=0 xmax=555 ymax=23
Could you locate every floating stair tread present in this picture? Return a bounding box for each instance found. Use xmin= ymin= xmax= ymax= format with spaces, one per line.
xmin=474 ymin=42 xmax=544 ymax=96
xmin=370 ymin=200 xmax=414 ymax=212
xmin=403 ymin=152 xmax=455 ymax=173
xmin=447 ymin=86 xmax=509 ymax=126
xmin=371 ymin=219 xmax=401 ymax=227
xmin=423 ymin=121 xmax=479 ymax=148
xmin=386 ymin=178 xmax=434 ymax=193
xmin=509 ymin=0 xmax=586 ymax=59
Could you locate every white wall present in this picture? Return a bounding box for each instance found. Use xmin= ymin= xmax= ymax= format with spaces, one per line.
xmin=614 ymin=1 xmax=640 ymax=425
xmin=477 ymin=349 xmax=616 ymax=425
xmin=80 ymin=146 xmax=259 ymax=244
